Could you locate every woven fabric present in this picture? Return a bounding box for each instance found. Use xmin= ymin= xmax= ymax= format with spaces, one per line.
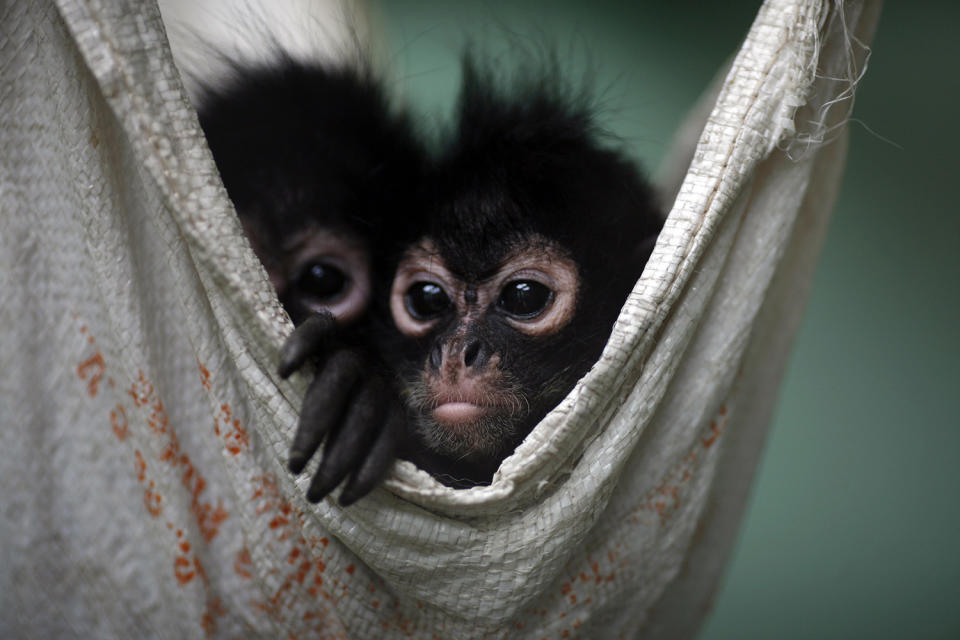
xmin=0 ymin=0 xmax=879 ymax=637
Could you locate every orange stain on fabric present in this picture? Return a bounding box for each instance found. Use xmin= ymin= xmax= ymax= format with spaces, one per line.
xmin=110 ymin=404 xmax=129 ymax=441
xmin=174 ymin=556 xmax=196 ymax=585
xmin=143 ymin=484 xmax=163 ymax=517
xmin=77 ymin=352 xmax=106 ymax=397
xmin=702 ymin=420 xmax=721 ymax=448
xmin=234 ymin=547 xmax=253 ymax=579
xmin=128 ymin=370 xmax=154 ymax=408
xmin=198 ymin=362 xmax=212 ymax=391
xmin=201 ymin=598 xmax=227 ymax=637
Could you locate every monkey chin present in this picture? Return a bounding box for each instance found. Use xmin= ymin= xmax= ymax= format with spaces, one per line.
xmin=414 ymin=406 xmax=523 ymax=467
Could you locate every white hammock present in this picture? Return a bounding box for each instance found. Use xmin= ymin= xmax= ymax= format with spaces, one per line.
xmin=0 ymin=0 xmax=879 ymax=637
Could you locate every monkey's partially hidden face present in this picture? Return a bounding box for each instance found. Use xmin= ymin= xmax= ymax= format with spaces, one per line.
xmin=384 ymin=60 xmax=663 ymax=487
xmin=198 ymin=59 xmax=424 ymax=326
xmin=200 ymin=58 xmax=426 ymax=505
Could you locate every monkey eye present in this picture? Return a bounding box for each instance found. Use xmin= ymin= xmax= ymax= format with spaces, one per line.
xmin=405 ymin=282 xmax=451 ymax=320
xmin=498 ymin=280 xmax=553 ymax=319
xmin=296 ymin=261 xmax=348 ymax=300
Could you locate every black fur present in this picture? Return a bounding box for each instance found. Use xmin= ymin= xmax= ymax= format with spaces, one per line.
xmin=430 ymin=58 xmax=659 ymax=286
xmin=383 ymin=57 xmax=662 ymax=487
xmin=197 ymin=57 xmax=426 ymax=323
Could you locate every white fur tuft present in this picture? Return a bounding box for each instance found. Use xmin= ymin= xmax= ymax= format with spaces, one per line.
xmin=157 ymin=0 xmax=373 ymax=103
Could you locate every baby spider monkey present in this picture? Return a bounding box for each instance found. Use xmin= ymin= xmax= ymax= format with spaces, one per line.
xmin=197 ymin=55 xmax=426 ymax=505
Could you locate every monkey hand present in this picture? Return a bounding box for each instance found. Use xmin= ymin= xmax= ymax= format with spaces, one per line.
xmin=278 ymin=312 xmax=403 ymax=506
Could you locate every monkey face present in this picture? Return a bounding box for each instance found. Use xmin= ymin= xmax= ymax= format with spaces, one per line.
xmin=198 ymin=61 xmax=427 ymax=332
xmin=388 ymin=238 xmax=583 ymax=464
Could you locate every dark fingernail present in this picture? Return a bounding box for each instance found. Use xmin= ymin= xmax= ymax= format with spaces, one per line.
xmin=306 ymin=485 xmax=331 ymax=503
xmin=306 ymin=475 xmax=337 ymax=503
xmin=277 ymin=357 xmax=296 ymax=379
xmin=338 ymin=488 xmax=360 ymax=507
xmin=288 ymin=453 xmax=308 ymax=474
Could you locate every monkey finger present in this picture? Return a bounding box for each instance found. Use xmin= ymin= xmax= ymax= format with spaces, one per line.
xmin=288 ymin=349 xmax=363 ymax=474
xmin=337 ymin=404 xmax=403 ymax=507
xmin=305 ymin=381 xmax=385 ymax=503
xmin=277 ymin=311 xmax=338 ymax=379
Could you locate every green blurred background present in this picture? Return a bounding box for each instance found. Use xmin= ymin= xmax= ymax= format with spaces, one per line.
xmin=374 ymin=2 xmax=960 ymax=638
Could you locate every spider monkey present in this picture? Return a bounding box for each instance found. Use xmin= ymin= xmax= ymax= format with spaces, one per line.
xmin=283 ymin=55 xmax=662 ymax=497
xmin=196 ymin=56 xmax=426 ymax=505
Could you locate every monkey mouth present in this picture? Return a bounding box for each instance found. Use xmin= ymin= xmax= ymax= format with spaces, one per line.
xmin=419 ymin=379 xmax=524 ymax=431
xmin=432 ymin=401 xmax=490 ymax=425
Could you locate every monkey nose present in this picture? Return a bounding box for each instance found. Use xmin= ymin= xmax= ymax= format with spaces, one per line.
xmin=430 ymin=339 xmax=493 ymax=373
xmin=462 ymin=339 xmax=489 ymax=370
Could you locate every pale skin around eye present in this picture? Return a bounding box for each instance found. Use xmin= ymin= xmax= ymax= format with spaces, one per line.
xmin=389 ymin=237 xmax=580 ymax=338
xmin=245 ymin=221 xmax=373 ymax=326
